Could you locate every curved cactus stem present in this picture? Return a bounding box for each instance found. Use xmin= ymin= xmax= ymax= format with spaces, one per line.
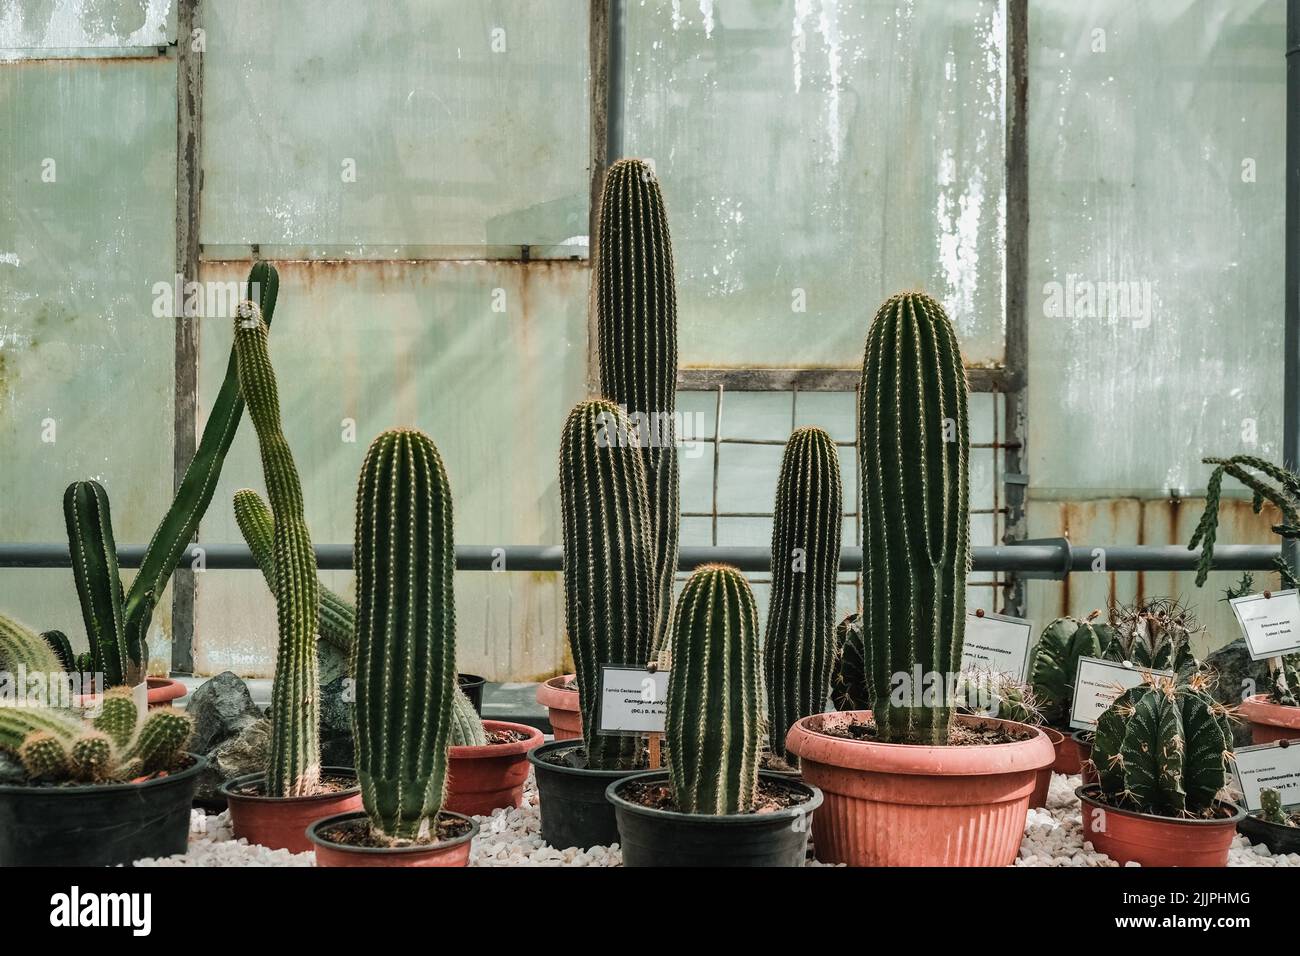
xmin=63 ymin=480 xmax=129 ymax=684
xmin=40 ymin=630 xmax=76 ymax=674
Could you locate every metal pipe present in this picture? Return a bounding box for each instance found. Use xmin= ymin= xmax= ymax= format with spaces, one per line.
xmin=1285 ymin=1 xmax=1300 ymax=577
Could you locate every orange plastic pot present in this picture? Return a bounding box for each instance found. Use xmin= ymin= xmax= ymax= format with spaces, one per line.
xmin=308 ymin=811 xmax=477 ymax=867
xmin=1050 ymin=728 xmax=1085 ymax=775
xmin=1077 ymin=785 xmax=1244 ymax=867
xmin=1029 ymin=727 xmax=1064 ymax=809
xmin=146 ymin=677 xmax=187 ymax=709
xmin=1238 ymin=694 xmax=1300 ymax=744
xmin=446 ymin=720 xmax=544 ymax=816
xmin=786 ymin=711 xmax=1054 ymax=866
xmin=536 ymin=675 xmax=581 ymax=740
xmin=221 ymin=768 xmax=363 ymax=853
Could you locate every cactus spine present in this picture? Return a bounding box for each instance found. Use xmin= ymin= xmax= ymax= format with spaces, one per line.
xmin=0 ymin=703 xmax=192 ymax=784
xmin=41 ymin=631 xmax=76 ymax=673
xmin=859 ymin=292 xmax=970 ymax=745
xmin=666 ymin=564 xmax=762 ymax=814
xmin=764 ymin=427 xmax=842 ymax=756
xmin=353 ymin=429 xmax=457 ymax=840
xmin=0 ymin=612 xmax=64 ymax=676
xmin=1028 ymin=613 xmax=1111 ymax=727
xmin=234 ymin=299 xmax=320 ymax=798
xmin=1103 ymin=598 xmax=1199 ymax=672
xmin=830 ymin=611 xmax=872 ymax=711
xmin=595 ymin=159 xmax=680 ymax=655
xmin=560 ymin=400 xmax=657 ymax=770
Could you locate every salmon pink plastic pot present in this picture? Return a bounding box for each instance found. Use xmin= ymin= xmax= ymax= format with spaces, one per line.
xmin=1077 ymin=785 xmax=1244 ymax=867
xmin=146 ymin=677 xmax=188 ymax=708
xmin=1030 ymin=727 xmax=1064 ymax=809
xmin=1050 ymin=727 xmax=1086 ymax=775
xmin=446 ymin=720 xmax=544 ymax=816
xmin=785 ymin=710 xmax=1054 ymax=866
xmin=1238 ymin=694 xmax=1300 ymax=744
xmin=308 ymin=810 xmax=478 ymax=867
xmin=536 ymin=675 xmax=581 ymax=740
xmin=221 ymin=767 xmax=362 ymax=853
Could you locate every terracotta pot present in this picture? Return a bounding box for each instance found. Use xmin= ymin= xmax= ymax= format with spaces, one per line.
xmin=146 ymin=676 xmax=187 ymax=709
xmin=446 ymin=720 xmax=544 ymax=816
xmin=1029 ymin=727 xmax=1064 ymax=809
xmin=536 ymin=675 xmax=581 ymax=740
xmin=221 ymin=767 xmax=363 ymax=853
xmin=1050 ymin=727 xmax=1085 ymax=775
xmin=785 ymin=710 xmax=1054 ymax=866
xmin=1238 ymin=694 xmax=1300 ymax=745
xmin=308 ymin=810 xmax=478 ymax=867
xmin=1077 ymin=784 xmax=1244 ymax=867
xmin=1071 ymin=730 xmax=1097 ymax=785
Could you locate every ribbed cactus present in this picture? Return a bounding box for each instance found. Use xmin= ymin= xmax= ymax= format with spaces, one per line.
xmin=829 ymin=611 xmax=872 ymax=711
xmin=1028 ymin=613 xmax=1112 ymax=727
xmin=1103 ymin=599 xmax=1199 ymax=672
xmin=1260 ymin=788 xmax=1297 ymax=826
xmin=764 ymin=427 xmax=842 ymax=757
xmin=63 ymin=261 xmax=278 ymax=687
xmin=234 ymin=300 xmax=320 ymax=799
xmin=666 ymin=565 xmax=762 ymax=814
xmin=956 ymin=668 xmax=1041 ymax=725
xmin=127 ymin=709 xmax=192 ymax=776
xmin=560 ymin=400 xmax=657 ymax=770
xmin=93 ymin=687 xmax=140 ymax=749
xmin=449 ymin=688 xmax=487 ymax=747
xmin=1091 ymin=672 xmax=1233 ymax=817
xmin=595 ymin=159 xmax=680 ymax=655
xmin=69 ymin=733 xmax=114 ymax=783
xmin=860 ymin=292 xmax=970 ymax=745
xmin=0 ymin=612 xmax=64 ymax=676
xmin=19 ymin=733 xmax=68 ymax=780
xmin=41 ymin=631 xmax=76 ymax=673
xmin=353 ymin=429 xmax=457 ymax=840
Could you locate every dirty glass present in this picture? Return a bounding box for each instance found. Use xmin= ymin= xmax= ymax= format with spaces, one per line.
xmin=0 ymin=0 xmax=174 ymax=56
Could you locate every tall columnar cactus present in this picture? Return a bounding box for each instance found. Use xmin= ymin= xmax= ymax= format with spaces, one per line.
xmin=0 ymin=612 xmax=64 ymax=676
xmin=449 ymin=688 xmax=487 ymax=747
xmin=41 ymin=631 xmax=76 ymax=673
xmin=1091 ymin=672 xmax=1233 ymax=818
xmin=830 ymin=611 xmax=872 ymax=711
xmin=595 ymin=159 xmax=680 ymax=655
xmin=860 ymin=291 xmax=970 ymax=745
xmin=764 ymin=427 xmax=842 ymax=757
xmin=1102 ymin=598 xmax=1199 ymax=673
xmin=1028 ymin=613 xmax=1112 ymax=727
xmin=353 ymin=429 xmax=458 ymax=840
xmin=63 ymin=262 xmax=279 ymax=687
xmin=666 ymin=565 xmax=762 ymax=814
xmin=234 ymin=300 xmax=320 ymax=798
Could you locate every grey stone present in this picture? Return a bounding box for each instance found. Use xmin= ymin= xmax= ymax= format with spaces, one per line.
xmin=319 ymin=675 xmax=354 ymax=768
xmin=1204 ymin=638 xmax=1274 ymax=747
xmin=188 ymin=671 xmax=262 ymax=754
xmin=194 ymin=717 xmax=271 ymax=804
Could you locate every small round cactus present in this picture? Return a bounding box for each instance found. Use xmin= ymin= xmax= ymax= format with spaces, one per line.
xmin=69 ymin=732 xmax=116 ymax=783
xmin=19 ymin=732 xmax=69 ymax=780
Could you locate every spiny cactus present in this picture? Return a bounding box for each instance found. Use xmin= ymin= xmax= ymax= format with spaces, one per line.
xmin=666 ymin=565 xmax=762 ymax=814
xmin=1260 ymin=788 xmax=1298 ymax=826
xmin=829 ymin=611 xmax=872 ymax=711
xmin=93 ymin=687 xmax=140 ymax=750
xmin=764 ymin=427 xmax=842 ymax=756
xmin=63 ymin=261 xmax=278 ymax=687
xmin=1028 ymin=612 xmax=1112 ymax=727
xmin=449 ymin=688 xmax=487 ymax=747
xmin=595 ymin=158 xmax=680 ymax=655
xmin=860 ymin=291 xmax=970 ymax=745
xmin=69 ymin=732 xmax=114 ymax=783
xmin=560 ymin=399 xmax=657 ymax=770
xmin=41 ymin=631 xmax=76 ymax=673
xmin=127 ymin=709 xmax=192 ymax=776
xmin=1103 ymin=598 xmax=1199 ymax=673
xmin=353 ymin=429 xmax=457 ymax=841
xmin=234 ymin=299 xmax=320 ymax=799
xmin=1091 ymin=672 xmax=1233 ymax=818
xmin=1190 ymin=455 xmax=1300 ymax=589
xmin=955 ymin=668 xmax=1041 ymax=725
xmin=0 ymin=612 xmax=64 ymax=676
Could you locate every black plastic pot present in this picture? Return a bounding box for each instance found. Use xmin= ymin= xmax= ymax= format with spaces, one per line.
xmin=1238 ymin=812 xmax=1300 ymax=855
xmin=458 ymin=673 xmax=487 ymax=715
xmin=607 ymin=771 xmax=823 ymax=867
xmin=0 ymin=753 xmax=206 ymax=867
xmin=528 ymin=739 xmax=635 ymax=850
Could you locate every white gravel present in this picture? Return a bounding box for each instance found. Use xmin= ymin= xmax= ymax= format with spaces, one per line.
xmin=132 ymin=769 xmax=1300 ymax=867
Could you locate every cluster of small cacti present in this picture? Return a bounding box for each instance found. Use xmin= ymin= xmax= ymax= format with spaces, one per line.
xmin=1260 ymin=788 xmax=1299 ymax=827
xmin=352 ymin=429 xmax=458 ymax=840
xmin=763 ymin=427 xmax=842 ymax=758
xmin=859 ymin=291 xmax=971 ymax=745
xmin=1028 ymin=612 xmax=1112 ymax=727
xmin=955 ymin=668 xmax=1041 ymax=725
xmin=666 ymin=564 xmax=762 ymax=814
xmin=1091 ymin=671 xmax=1234 ymax=818
xmin=0 ymin=689 xmax=192 ymax=784
xmin=1102 ymin=598 xmax=1199 ymax=672
xmin=829 ymin=612 xmax=871 ymax=711
xmin=233 ymin=297 xmax=321 ymax=799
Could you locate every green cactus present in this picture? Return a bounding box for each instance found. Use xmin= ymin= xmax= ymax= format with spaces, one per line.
xmin=63 ymin=262 xmax=279 ymax=688
xmin=764 ymin=427 xmax=842 ymax=756
xmin=860 ymin=291 xmax=970 ymax=745
xmin=127 ymin=709 xmax=192 ymax=776
xmin=92 ymin=687 xmax=140 ymax=750
xmin=829 ymin=611 xmax=872 ymax=711
xmin=1190 ymin=455 xmax=1300 ymax=589
xmin=40 ymin=631 xmax=76 ymax=673
xmin=1102 ymin=598 xmax=1199 ymax=673
xmin=594 ymin=158 xmax=680 ymax=655
xmin=666 ymin=564 xmax=763 ymax=814
xmin=956 ymin=668 xmax=1041 ymax=725
xmin=0 ymin=612 xmax=64 ymax=676
xmin=234 ymin=299 xmax=321 ymax=799
xmin=560 ymin=400 xmax=657 ymax=771
xmin=352 ymin=429 xmax=458 ymax=840
xmin=1028 ymin=612 xmax=1112 ymax=727
xmin=1091 ymin=672 xmax=1233 ymax=818
xmin=19 ymin=732 xmax=69 ymax=780
xmin=449 ymin=688 xmax=487 ymax=747
xmin=68 ymin=732 xmax=115 ymax=783
xmin=1259 ymin=788 xmax=1297 ymax=826
xmin=0 ymin=703 xmax=192 ymax=784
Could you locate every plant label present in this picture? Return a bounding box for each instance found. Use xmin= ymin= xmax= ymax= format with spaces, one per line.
xmin=596 ymin=665 xmax=669 ymax=736
xmin=131 ymin=681 xmax=149 ymax=715
xmin=1068 ymin=656 xmax=1172 ymax=731
xmin=961 ymin=611 xmax=1035 ymax=681
xmin=1232 ymin=741 xmax=1300 ymax=812
xmin=1229 ymin=589 xmax=1300 ymax=661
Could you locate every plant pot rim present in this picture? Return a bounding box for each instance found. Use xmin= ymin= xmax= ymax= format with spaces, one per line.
xmin=457 ymin=673 xmax=487 ymax=687
xmin=1039 ymin=726 xmax=1065 ymax=744
xmin=606 ymin=770 xmax=823 ymax=825
xmin=526 ymin=738 xmax=641 ymax=780
xmin=220 ymin=766 xmax=359 ymax=803
xmin=1244 ymin=810 xmax=1300 ymax=830
xmin=1070 ymin=729 xmax=1094 ymax=746
xmin=1239 ymin=694 xmax=1300 ymax=729
xmin=0 ymin=751 xmax=207 ymax=797
xmin=1076 ymin=783 xmax=1246 ymax=826
xmin=536 ymin=674 xmax=578 ymax=708
xmin=306 ymin=809 xmax=479 ymax=855
xmin=450 ymin=720 xmax=544 ymax=760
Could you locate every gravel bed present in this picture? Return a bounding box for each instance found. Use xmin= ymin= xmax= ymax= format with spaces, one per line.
xmin=133 ymin=770 xmax=1300 ymax=868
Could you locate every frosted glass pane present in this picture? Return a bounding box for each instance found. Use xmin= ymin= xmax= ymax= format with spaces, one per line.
xmin=0 ymin=58 xmax=175 ymax=670
xmin=625 ymin=0 xmax=1005 ymax=368
xmin=192 ymin=261 xmax=587 ymax=680
xmin=0 ymin=0 xmax=174 ymax=55
xmin=1027 ymin=0 xmax=1284 ymax=496
xmin=200 ymin=0 xmax=588 ymax=249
